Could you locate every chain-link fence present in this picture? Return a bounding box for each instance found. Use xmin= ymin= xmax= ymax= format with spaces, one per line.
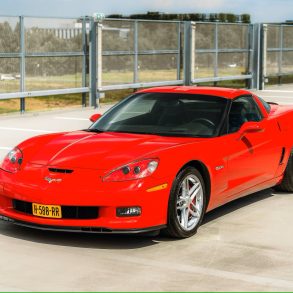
xmin=0 ymin=16 xmax=292 ymax=112
xmin=265 ymin=24 xmax=293 ymax=82
xmin=0 ymin=16 xmax=88 ymax=111
xmin=101 ymin=19 xmax=182 ymax=89
xmin=192 ymin=22 xmax=252 ymax=84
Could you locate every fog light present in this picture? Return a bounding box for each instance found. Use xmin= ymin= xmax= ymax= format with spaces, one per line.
xmin=116 ymin=207 xmax=141 ymax=217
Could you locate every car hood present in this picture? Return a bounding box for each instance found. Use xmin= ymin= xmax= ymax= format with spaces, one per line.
xmin=26 ymin=131 xmax=197 ymax=170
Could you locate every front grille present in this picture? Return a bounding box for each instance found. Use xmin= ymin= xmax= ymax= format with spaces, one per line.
xmin=12 ymin=199 xmax=98 ymax=220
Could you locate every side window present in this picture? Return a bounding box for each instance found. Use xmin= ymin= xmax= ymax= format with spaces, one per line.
xmin=258 ymin=96 xmax=271 ymax=113
xmin=228 ymin=96 xmax=262 ymax=133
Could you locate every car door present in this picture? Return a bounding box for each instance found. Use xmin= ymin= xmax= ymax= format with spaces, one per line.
xmin=224 ymin=95 xmax=282 ymax=198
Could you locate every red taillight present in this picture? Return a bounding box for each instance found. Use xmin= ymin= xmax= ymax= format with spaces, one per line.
xmin=0 ymin=148 xmax=23 ymax=173
xmin=103 ymin=158 xmax=159 ymax=182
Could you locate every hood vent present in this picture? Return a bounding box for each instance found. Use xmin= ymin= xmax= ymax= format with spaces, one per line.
xmin=48 ymin=168 xmax=74 ymax=174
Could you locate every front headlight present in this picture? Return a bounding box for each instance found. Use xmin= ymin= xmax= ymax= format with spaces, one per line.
xmin=103 ymin=158 xmax=159 ymax=182
xmin=0 ymin=147 xmax=23 ymax=173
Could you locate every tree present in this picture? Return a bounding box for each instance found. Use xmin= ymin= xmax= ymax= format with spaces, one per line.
xmin=106 ymin=12 xmax=248 ymax=23
xmin=241 ymin=14 xmax=251 ymax=23
xmin=226 ymin=13 xmax=237 ymax=23
xmin=218 ymin=13 xmax=227 ymax=22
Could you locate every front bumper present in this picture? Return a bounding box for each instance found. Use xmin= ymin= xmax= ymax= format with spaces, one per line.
xmin=0 ymin=166 xmax=172 ymax=232
xmin=0 ymin=214 xmax=166 ymax=234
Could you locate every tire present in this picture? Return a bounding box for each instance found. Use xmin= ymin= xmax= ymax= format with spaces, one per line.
xmin=165 ymin=167 xmax=207 ymax=238
xmin=276 ymin=151 xmax=293 ymax=192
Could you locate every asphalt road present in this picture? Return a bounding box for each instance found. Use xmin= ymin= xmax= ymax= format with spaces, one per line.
xmin=0 ymin=86 xmax=293 ymax=291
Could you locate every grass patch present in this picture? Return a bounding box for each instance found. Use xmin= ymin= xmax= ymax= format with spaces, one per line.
xmin=192 ymin=79 xmax=247 ymax=88
xmin=0 ymin=70 xmax=291 ymax=115
xmin=266 ymin=74 xmax=293 ymax=86
xmin=0 ymin=94 xmax=83 ymax=114
xmin=0 ymin=90 xmax=135 ymax=115
xmin=102 ymin=89 xmax=135 ymax=103
xmin=0 ymin=99 xmax=19 ymax=115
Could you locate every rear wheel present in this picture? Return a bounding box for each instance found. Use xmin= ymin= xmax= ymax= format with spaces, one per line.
xmin=165 ymin=167 xmax=207 ymax=238
xmin=276 ymin=151 xmax=293 ymax=192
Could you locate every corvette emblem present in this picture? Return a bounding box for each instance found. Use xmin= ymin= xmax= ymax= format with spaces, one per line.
xmin=44 ymin=177 xmax=62 ymax=184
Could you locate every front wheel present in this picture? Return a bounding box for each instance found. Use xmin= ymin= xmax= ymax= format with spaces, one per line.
xmin=165 ymin=167 xmax=207 ymax=238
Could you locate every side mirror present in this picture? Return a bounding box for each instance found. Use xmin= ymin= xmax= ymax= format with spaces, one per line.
xmin=238 ymin=122 xmax=264 ymax=140
xmin=89 ymin=113 xmax=102 ymax=123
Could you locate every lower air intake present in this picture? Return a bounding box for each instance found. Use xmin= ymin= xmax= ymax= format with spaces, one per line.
xmin=12 ymin=199 xmax=98 ymax=219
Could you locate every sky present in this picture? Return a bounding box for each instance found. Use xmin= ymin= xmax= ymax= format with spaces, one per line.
xmin=0 ymin=0 xmax=292 ymax=23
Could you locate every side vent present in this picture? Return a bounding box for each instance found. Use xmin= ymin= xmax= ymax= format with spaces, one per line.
xmin=48 ymin=168 xmax=74 ymax=174
xmin=279 ymin=147 xmax=286 ymax=165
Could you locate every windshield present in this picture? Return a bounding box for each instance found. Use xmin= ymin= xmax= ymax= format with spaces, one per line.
xmin=91 ymin=92 xmax=228 ymax=137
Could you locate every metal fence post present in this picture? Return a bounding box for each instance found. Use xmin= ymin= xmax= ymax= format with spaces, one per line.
xmin=278 ymin=25 xmax=283 ymax=85
xmin=96 ymin=21 xmax=103 ymax=107
xmin=260 ymin=24 xmax=268 ymax=90
xmin=134 ymin=21 xmax=139 ymax=83
xmin=183 ymin=22 xmax=195 ymax=85
xmin=89 ymin=17 xmax=97 ymax=108
xmin=19 ymin=16 xmax=25 ymax=113
xmin=248 ymin=24 xmax=255 ymax=89
xmin=214 ymin=23 xmax=219 ymax=85
xmin=177 ymin=22 xmax=181 ymax=81
xmin=81 ymin=17 xmax=87 ymax=107
xmin=252 ymin=23 xmax=262 ymax=90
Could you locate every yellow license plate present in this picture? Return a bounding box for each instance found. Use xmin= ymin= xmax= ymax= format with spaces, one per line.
xmin=32 ymin=203 xmax=62 ymax=218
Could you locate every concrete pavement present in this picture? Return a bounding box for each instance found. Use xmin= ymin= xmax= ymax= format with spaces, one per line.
xmin=0 ymin=87 xmax=293 ymax=291
xmin=1 ymin=189 xmax=293 ymax=291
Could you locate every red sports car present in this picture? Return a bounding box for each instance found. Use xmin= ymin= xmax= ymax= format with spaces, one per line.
xmin=0 ymin=87 xmax=293 ymax=238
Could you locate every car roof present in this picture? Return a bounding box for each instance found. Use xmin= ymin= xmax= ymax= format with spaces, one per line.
xmin=137 ymin=86 xmax=252 ymax=100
